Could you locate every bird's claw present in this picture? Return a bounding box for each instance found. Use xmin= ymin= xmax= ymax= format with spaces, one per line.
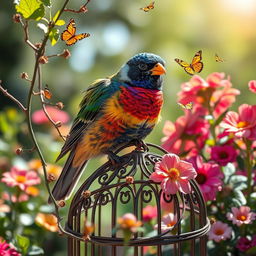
xmin=107 ymin=151 xmax=123 ymax=166
xmin=132 ymin=139 xmax=149 ymax=152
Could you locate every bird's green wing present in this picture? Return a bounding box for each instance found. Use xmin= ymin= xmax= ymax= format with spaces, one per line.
xmin=56 ymin=78 xmax=115 ymax=161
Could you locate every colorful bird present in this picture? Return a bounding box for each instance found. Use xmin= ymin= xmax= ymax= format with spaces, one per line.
xmin=50 ymin=53 xmax=166 ymax=202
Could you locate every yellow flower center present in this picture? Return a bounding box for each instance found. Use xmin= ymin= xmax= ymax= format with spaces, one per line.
xmin=237 ymin=121 xmax=249 ymax=128
xmin=15 ymin=175 xmax=26 ymax=183
xmin=167 ymin=168 xmax=180 ymax=181
xmin=196 ymin=96 xmax=205 ymax=103
xmin=215 ymin=229 xmax=224 ymax=236
xmin=237 ymin=215 xmax=247 ymax=221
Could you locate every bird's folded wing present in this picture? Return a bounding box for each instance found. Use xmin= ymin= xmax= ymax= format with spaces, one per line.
xmin=56 ymin=78 xmax=116 ymax=161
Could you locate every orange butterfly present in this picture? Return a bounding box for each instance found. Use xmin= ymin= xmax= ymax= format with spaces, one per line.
xmin=43 ymin=85 xmax=52 ymax=99
xmin=140 ymin=1 xmax=155 ymax=12
xmin=61 ymin=18 xmax=90 ymax=46
xmin=175 ymin=50 xmax=203 ymax=75
xmin=215 ymin=54 xmax=225 ymax=63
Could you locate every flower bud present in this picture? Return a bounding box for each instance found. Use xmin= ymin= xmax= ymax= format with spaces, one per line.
xmin=20 ymin=72 xmax=29 ymax=80
xmin=13 ymin=14 xmax=21 ymax=23
xmin=56 ymin=102 xmax=64 ymax=110
xmin=126 ymin=176 xmax=134 ymax=184
xmin=60 ymin=49 xmax=71 ymax=59
xmin=79 ymin=5 xmax=88 ymax=13
xmin=58 ymin=200 xmax=66 ymax=207
xmin=15 ymin=148 xmax=23 ymax=155
xmin=39 ymin=56 xmax=48 ymax=64
xmin=82 ymin=190 xmax=91 ymax=199
xmin=47 ymin=173 xmax=56 ymax=182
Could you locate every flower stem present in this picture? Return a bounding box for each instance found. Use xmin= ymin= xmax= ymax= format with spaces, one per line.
xmin=245 ymin=139 xmax=252 ymax=206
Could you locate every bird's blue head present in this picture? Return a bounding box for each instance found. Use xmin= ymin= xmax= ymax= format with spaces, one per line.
xmin=116 ymin=53 xmax=166 ymax=90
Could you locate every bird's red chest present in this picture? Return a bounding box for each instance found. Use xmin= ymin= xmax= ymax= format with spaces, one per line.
xmin=119 ymin=86 xmax=163 ymax=120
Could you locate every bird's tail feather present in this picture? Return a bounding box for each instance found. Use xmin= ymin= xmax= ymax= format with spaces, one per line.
xmin=49 ymin=151 xmax=87 ymax=203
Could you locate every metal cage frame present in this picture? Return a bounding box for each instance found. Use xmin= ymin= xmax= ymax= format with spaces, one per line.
xmin=64 ymin=143 xmax=210 ymax=256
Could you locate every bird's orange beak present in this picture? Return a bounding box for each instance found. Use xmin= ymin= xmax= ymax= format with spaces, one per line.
xmin=150 ymin=63 xmax=166 ymax=76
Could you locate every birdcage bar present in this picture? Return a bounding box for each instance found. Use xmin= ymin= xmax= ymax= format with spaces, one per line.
xmin=65 ymin=143 xmax=210 ymax=255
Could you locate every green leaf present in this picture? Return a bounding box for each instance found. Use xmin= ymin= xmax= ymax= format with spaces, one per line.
xmin=49 ymin=28 xmax=59 ymax=46
xmin=233 ymin=190 xmax=246 ymax=206
xmin=41 ymin=0 xmax=51 ymax=7
xmin=52 ymin=10 xmax=60 ymax=22
xmin=28 ymin=245 xmax=44 ymax=255
xmin=247 ymin=245 xmax=256 ymax=255
xmin=55 ymin=20 xmax=65 ymax=26
xmin=214 ymin=110 xmax=228 ymax=127
xmin=223 ymin=163 xmax=236 ymax=182
xmin=16 ymin=0 xmax=45 ymax=20
xmin=230 ymin=175 xmax=247 ymax=185
xmin=16 ymin=234 xmax=30 ymax=254
xmin=236 ymin=155 xmax=245 ymax=170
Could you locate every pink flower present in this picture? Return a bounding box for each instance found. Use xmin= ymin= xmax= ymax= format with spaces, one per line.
xmin=210 ymin=145 xmax=237 ymax=166
xmin=162 ymin=109 xmax=209 ymax=157
xmin=142 ymin=205 xmax=157 ymax=222
xmin=227 ymin=206 xmax=256 ymax=226
xmin=32 ymin=106 xmax=69 ymax=124
xmin=210 ymin=83 xmax=240 ymax=118
xmin=178 ymin=73 xmax=239 ymax=118
xmin=178 ymin=73 xmax=233 ymax=107
xmin=2 ymin=192 xmax=29 ymax=203
xmin=208 ymin=221 xmax=232 ymax=242
xmin=154 ymin=213 xmax=177 ymax=232
xmin=221 ymin=104 xmax=256 ymax=140
xmin=236 ymin=237 xmax=253 ymax=252
xmin=0 ymin=240 xmax=20 ymax=256
xmin=1 ymin=167 xmax=41 ymax=191
xmin=150 ymin=154 xmax=197 ymax=194
xmin=188 ymin=156 xmax=223 ymax=201
xmin=248 ymin=80 xmax=256 ymax=93
xmin=0 ymin=199 xmax=10 ymax=213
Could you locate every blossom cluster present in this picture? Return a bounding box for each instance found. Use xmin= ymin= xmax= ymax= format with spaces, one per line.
xmin=161 ymin=73 xmax=256 ymax=255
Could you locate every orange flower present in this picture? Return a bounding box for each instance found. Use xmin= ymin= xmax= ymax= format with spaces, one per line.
xmin=28 ymin=159 xmax=42 ymax=171
xmin=117 ymin=213 xmax=142 ymax=233
xmin=25 ymin=186 xmax=39 ymax=197
xmin=35 ymin=213 xmax=59 ymax=232
xmin=46 ymin=164 xmax=62 ymax=179
xmin=83 ymin=221 xmax=94 ymax=240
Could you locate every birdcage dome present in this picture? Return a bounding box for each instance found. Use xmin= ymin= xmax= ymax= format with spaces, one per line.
xmin=65 ymin=143 xmax=210 ymax=255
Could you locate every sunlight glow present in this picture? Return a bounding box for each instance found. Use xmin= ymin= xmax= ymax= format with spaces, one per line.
xmin=222 ymin=0 xmax=256 ymax=14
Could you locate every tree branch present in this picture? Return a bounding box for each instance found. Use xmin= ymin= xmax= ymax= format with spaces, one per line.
xmin=0 ymin=81 xmax=27 ymax=112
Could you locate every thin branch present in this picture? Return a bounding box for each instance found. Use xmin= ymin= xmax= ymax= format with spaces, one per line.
xmin=0 ymin=82 xmax=27 ymax=112
xmin=24 ymin=0 xmax=71 ymax=230
xmin=20 ymin=20 xmax=38 ymax=51
xmin=37 ymin=66 xmax=66 ymax=141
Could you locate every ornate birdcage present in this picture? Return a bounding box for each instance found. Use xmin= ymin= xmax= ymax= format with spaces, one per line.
xmin=64 ymin=143 xmax=210 ymax=256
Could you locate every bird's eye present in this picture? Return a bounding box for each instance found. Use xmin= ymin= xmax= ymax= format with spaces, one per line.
xmin=138 ymin=63 xmax=148 ymax=71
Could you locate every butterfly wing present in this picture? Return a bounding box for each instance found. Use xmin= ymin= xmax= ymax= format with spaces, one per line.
xmin=178 ymin=102 xmax=193 ymax=110
xmin=191 ymin=50 xmax=203 ymax=73
xmin=215 ymin=54 xmax=224 ymax=62
xmin=140 ymin=1 xmax=154 ymax=12
xmin=66 ymin=33 xmax=90 ymax=46
xmin=175 ymin=58 xmax=195 ymax=75
xmin=61 ymin=18 xmax=76 ymax=42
